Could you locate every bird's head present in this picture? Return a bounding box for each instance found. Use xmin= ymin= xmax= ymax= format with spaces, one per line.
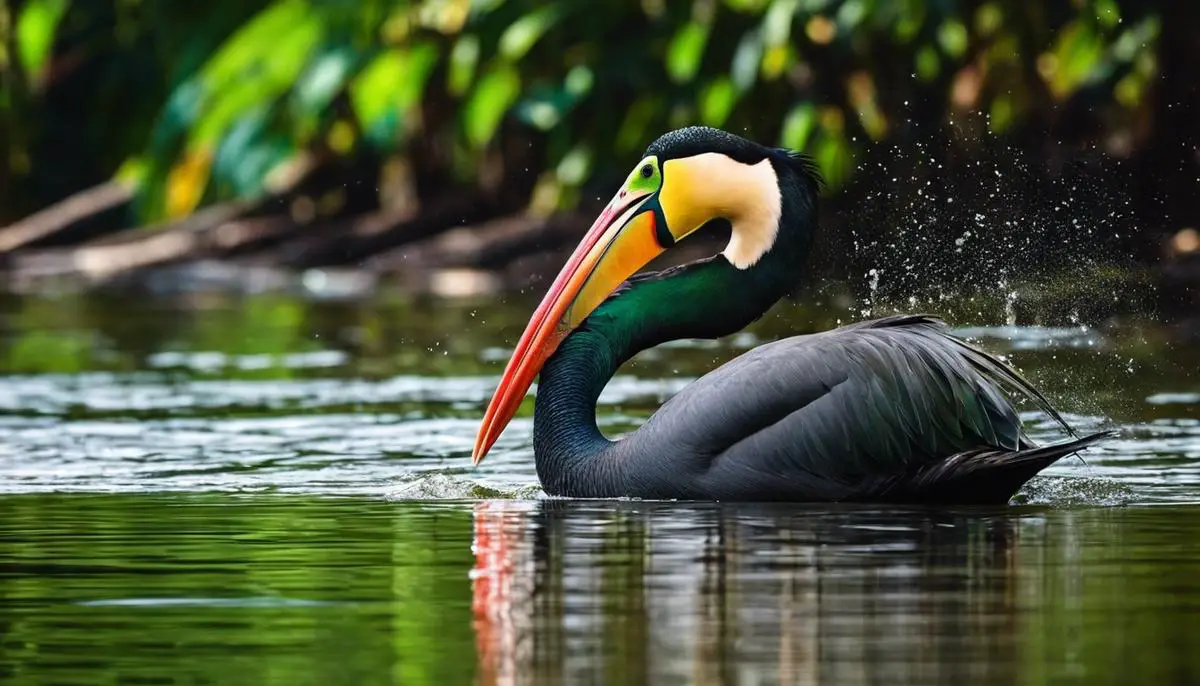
xmin=472 ymin=126 xmax=821 ymax=464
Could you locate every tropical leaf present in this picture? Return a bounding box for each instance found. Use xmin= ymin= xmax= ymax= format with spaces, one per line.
xmin=15 ymin=0 xmax=70 ymax=85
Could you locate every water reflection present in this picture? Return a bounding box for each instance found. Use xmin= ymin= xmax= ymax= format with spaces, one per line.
xmin=471 ymin=500 xmax=1026 ymax=685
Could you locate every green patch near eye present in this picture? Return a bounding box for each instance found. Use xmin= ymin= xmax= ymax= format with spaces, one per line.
xmin=625 ymin=156 xmax=661 ymax=194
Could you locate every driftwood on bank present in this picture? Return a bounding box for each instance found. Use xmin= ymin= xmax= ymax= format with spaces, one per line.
xmin=8 ymin=201 xmax=253 ymax=286
xmin=0 ymin=181 xmax=133 ymax=252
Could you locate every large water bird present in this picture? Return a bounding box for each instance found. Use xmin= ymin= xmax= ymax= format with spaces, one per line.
xmin=472 ymin=127 xmax=1111 ymax=503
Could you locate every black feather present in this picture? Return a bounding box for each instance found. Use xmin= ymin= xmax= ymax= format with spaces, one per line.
xmin=858 ymin=430 xmax=1116 ymax=504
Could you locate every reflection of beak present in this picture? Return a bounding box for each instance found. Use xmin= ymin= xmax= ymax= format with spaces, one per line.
xmin=472 ymin=188 xmax=664 ymax=464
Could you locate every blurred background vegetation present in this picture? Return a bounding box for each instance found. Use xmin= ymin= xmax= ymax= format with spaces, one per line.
xmin=0 ymin=0 xmax=1196 ymax=307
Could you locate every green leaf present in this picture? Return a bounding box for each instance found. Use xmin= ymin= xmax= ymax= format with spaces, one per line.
xmin=667 ymin=22 xmax=710 ymax=83
xmin=989 ymin=93 xmax=1016 ymax=133
xmin=351 ymin=50 xmax=407 ymax=128
xmin=463 ymin=64 xmax=521 ymax=148
xmin=351 ymin=42 xmax=438 ymax=147
xmin=835 ymin=0 xmax=867 ymax=31
xmin=564 ymin=65 xmax=594 ymax=97
xmin=1095 ymin=0 xmax=1121 ymax=30
xmin=763 ymin=0 xmax=799 ymax=46
xmin=211 ymin=106 xmax=270 ymax=197
xmin=293 ymin=47 xmax=359 ymax=119
xmin=514 ymin=88 xmax=569 ymax=130
xmin=1047 ymin=19 xmax=1104 ymax=98
xmin=498 ymin=6 xmax=561 ymax=60
xmin=780 ymin=102 xmax=817 ymax=150
xmin=814 ymin=132 xmax=852 ymax=188
xmin=731 ymin=29 xmax=763 ymax=91
xmin=555 ymin=145 xmax=593 ymax=186
xmin=937 ymin=19 xmax=969 ymax=59
xmin=915 ymin=45 xmax=940 ymax=81
xmin=291 ymin=45 xmax=360 ymax=140
xmin=448 ymin=35 xmax=480 ymax=96
xmin=188 ymin=2 xmax=324 ymax=149
xmin=700 ymin=77 xmax=737 ymax=126
xmin=15 ymin=0 xmax=70 ymax=81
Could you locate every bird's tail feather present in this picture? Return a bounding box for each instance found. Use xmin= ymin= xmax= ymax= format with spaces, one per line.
xmin=862 ymin=430 xmax=1116 ymax=505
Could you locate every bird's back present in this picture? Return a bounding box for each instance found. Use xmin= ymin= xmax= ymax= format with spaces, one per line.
xmin=622 ymin=315 xmax=1086 ymax=502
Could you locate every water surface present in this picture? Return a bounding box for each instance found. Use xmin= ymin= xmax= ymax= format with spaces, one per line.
xmin=1 ymin=289 xmax=1198 ymax=684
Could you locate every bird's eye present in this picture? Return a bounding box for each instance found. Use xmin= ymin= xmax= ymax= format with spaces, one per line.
xmin=640 ymin=164 xmax=654 ymax=179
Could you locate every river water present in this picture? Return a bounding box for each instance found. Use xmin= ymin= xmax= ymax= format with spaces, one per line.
xmin=1 ymin=288 xmax=1197 ymax=684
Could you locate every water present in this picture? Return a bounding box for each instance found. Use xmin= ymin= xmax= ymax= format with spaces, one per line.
xmin=1 ymin=288 xmax=1199 ymax=684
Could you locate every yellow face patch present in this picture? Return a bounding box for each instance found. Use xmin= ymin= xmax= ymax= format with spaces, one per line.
xmin=656 ymin=153 xmax=783 ymax=268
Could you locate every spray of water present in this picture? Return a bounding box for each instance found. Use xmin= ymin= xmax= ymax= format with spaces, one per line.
xmin=834 ymin=137 xmax=1152 ymax=433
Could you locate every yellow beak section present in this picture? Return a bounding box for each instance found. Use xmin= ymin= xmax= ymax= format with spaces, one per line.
xmin=472 ymin=191 xmax=664 ymax=464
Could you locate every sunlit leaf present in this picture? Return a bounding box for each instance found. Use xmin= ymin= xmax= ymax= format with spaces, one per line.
xmin=564 ymin=66 xmax=594 ymax=97
xmin=498 ymin=6 xmax=561 ymax=60
xmin=448 ymin=35 xmax=480 ymax=95
xmin=1045 ymin=20 xmax=1104 ymax=99
xmin=165 ymin=148 xmax=213 ymax=219
xmin=780 ymin=102 xmax=817 ymax=150
xmin=514 ymin=94 xmax=563 ymax=130
xmin=463 ymin=63 xmax=520 ymax=148
xmin=834 ymin=0 xmax=866 ymax=31
xmin=763 ymin=0 xmax=799 ymax=46
xmin=188 ymin=3 xmax=324 ymax=149
xmin=667 ymin=22 xmax=710 ymax=83
xmin=760 ymin=44 xmax=793 ymax=80
xmin=937 ymin=20 xmax=969 ymax=60
xmin=555 ymin=145 xmax=592 ymax=186
xmin=700 ymin=77 xmax=737 ymax=126
xmin=731 ymin=29 xmax=764 ymax=91
xmin=814 ymin=132 xmax=852 ymax=188
xmin=211 ymin=106 xmax=270 ymax=196
xmin=916 ymin=45 xmax=940 ymax=81
xmin=351 ymin=50 xmax=407 ymax=141
xmin=989 ymin=93 xmax=1016 ymax=133
xmin=15 ymin=0 xmax=70 ymax=83
xmin=893 ymin=0 xmax=925 ymax=42
xmin=724 ymin=0 xmax=770 ymax=11
xmin=294 ymin=48 xmax=358 ymax=114
xmin=974 ymin=3 xmax=1003 ymax=37
xmin=292 ymin=46 xmax=360 ymax=139
xmin=1095 ymin=0 xmax=1121 ymax=30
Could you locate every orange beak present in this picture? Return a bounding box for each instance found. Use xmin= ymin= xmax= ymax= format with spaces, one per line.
xmin=472 ymin=188 xmax=665 ymax=464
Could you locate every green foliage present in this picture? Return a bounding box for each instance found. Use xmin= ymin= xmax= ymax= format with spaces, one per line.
xmin=0 ymin=0 xmax=1168 ymax=225
xmin=15 ymin=0 xmax=70 ymax=82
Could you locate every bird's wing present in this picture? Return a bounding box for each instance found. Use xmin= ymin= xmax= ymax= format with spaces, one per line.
xmin=626 ymin=315 xmax=1069 ymax=500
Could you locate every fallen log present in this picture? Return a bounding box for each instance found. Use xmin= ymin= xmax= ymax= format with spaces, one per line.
xmin=0 ymin=181 xmax=133 ymax=252
xmin=268 ymin=191 xmax=506 ymax=269
xmin=6 ymin=200 xmax=252 ymax=287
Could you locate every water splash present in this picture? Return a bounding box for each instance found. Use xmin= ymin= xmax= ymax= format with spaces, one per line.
xmin=1013 ymin=475 xmax=1135 ymax=507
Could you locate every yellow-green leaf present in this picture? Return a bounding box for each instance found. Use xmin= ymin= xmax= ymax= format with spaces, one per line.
xmin=667 ymin=22 xmax=710 ymax=83
xmin=463 ymin=64 xmax=521 ymax=148
xmin=498 ymin=6 xmax=561 ymax=60
xmin=15 ymin=0 xmax=70 ymax=81
xmin=700 ymin=77 xmax=737 ymax=126
xmin=448 ymin=35 xmax=480 ymax=95
xmin=780 ymin=102 xmax=817 ymax=150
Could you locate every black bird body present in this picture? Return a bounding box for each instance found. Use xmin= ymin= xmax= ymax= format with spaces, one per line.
xmin=536 ymin=311 xmax=1110 ymax=503
xmin=475 ymin=126 xmax=1112 ymax=503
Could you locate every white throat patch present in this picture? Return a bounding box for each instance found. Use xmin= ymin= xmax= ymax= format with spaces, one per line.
xmin=719 ymin=157 xmax=782 ymax=269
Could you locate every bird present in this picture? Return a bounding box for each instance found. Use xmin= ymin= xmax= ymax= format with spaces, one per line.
xmin=471 ymin=126 xmax=1113 ymax=504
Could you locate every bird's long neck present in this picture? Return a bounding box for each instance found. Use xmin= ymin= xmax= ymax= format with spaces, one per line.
xmin=534 ymin=210 xmax=810 ymax=496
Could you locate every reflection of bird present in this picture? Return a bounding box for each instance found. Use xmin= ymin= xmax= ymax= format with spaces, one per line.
xmin=472 ymin=126 xmax=1112 ymax=503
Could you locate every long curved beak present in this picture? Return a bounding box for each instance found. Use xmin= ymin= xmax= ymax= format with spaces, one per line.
xmin=472 ymin=189 xmax=664 ymax=464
